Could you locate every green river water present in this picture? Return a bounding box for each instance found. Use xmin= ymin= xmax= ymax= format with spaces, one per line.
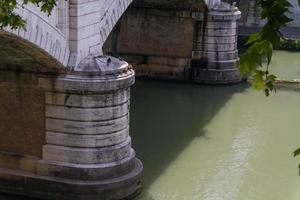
xmin=131 ymin=50 xmax=300 ymax=200
xmin=1 ymin=50 xmax=300 ymax=200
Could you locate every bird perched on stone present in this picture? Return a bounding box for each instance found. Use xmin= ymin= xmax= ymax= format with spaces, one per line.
xmin=107 ymin=57 xmax=111 ymax=65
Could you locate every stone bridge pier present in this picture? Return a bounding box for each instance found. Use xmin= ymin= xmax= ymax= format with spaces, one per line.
xmin=0 ymin=54 xmax=142 ymax=200
xmin=37 ymin=56 xmax=143 ymax=199
xmin=191 ymin=3 xmax=241 ymax=84
xmin=0 ymin=0 xmax=242 ymax=199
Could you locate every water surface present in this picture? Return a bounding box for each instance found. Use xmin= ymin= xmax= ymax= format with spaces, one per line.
xmin=271 ymin=50 xmax=300 ymax=80
xmin=130 ymin=50 xmax=300 ymax=200
xmin=131 ymin=79 xmax=300 ymax=200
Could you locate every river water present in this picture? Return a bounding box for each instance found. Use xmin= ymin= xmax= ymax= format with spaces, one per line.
xmin=1 ymin=50 xmax=300 ymax=200
xmin=131 ymin=50 xmax=300 ymax=200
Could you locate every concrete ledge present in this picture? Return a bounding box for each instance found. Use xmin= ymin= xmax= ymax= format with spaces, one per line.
xmin=0 ymin=158 xmax=143 ymax=200
xmin=275 ymin=79 xmax=300 ymax=90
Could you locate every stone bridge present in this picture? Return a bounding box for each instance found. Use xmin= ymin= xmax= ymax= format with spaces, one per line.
xmin=3 ymin=0 xmax=135 ymax=68
xmin=0 ymin=0 xmax=241 ymax=199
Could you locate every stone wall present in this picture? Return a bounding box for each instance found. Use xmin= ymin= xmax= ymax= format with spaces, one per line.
xmin=0 ymin=31 xmax=67 ymax=168
xmin=103 ymin=0 xmax=241 ymax=83
xmin=0 ymin=74 xmax=45 ymax=158
xmin=103 ymin=1 xmax=204 ymax=80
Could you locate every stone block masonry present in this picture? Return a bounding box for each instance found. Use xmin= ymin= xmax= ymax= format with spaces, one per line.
xmin=191 ymin=2 xmax=242 ymax=84
xmin=103 ymin=2 xmax=200 ymax=81
xmin=0 ymin=55 xmax=142 ymax=200
xmin=103 ymin=1 xmax=242 ymax=84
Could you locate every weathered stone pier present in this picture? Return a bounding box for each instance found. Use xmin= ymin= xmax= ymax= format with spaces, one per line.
xmin=0 ymin=54 xmax=142 ymax=199
xmin=191 ymin=2 xmax=241 ymax=84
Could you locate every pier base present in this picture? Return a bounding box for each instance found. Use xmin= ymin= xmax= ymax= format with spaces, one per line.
xmin=0 ymin=55 xmax=143 ymax=200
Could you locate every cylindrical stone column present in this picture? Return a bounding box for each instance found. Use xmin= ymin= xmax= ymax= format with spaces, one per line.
xmin=37 ymin=55 xmax=143 ymax=200
xmin=191 ymin=3 xmax=241 ymax=84
xmin=246 ymin=0 xmax=261 ymax=27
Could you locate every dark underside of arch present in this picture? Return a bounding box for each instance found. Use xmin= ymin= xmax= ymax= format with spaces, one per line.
xmin=0 ymin=30 xmax=67 ymax=75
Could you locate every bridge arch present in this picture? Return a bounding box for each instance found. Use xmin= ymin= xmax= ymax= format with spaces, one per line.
xmin=2 ymin=0 xmax=212 ymax=70
xmin=0 ymin=30 xmax=67 ymax=74
xmin=3 ymin=3 xmax=70 ymax=66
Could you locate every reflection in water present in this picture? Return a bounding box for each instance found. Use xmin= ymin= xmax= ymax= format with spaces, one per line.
xmin=202 ymin=126 xmax=257 ymax=200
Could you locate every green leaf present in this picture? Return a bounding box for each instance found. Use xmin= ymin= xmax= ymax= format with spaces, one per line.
xmin=294 ymin=148 xmax=300 ymax=157
xmin=246 ymin=33 xmax=261 ymax=45
xmin=0 ymin=0 xmax=57 ymax=29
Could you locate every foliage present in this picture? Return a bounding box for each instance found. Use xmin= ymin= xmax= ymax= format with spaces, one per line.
xmin=0 ymin=0 xmax=56 ymax=29
xmin=239 ymin=0 xmax=295 ymax=96
xmin=239 ymin=0 xmax=300 ymax=174
xmin=279 ymin=38 xmax=300 ymax=51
